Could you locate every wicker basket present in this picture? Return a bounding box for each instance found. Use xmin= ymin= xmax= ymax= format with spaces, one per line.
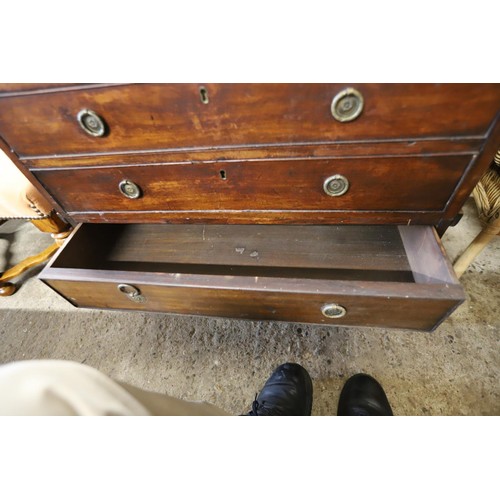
xmin=472 ymin=159 xmax=500 ymax=228
xmin=453 ymin=152 xmax=500 ymax=278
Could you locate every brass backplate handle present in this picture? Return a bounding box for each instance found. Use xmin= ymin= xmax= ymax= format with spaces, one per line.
xmin=331 ymin=88 xmax=364 ymax=122
xmin=77 ymin=109 xmax=107 ymax=137
xmin=119 ymin=179 xmax=142 ymax=199
xmin=117 ymin=283 xmax=146 ymax=303
xmin=323 ymin=174 xmax=349 ymax=197
xmin=321 ymin=303 xmax=347 ymax=319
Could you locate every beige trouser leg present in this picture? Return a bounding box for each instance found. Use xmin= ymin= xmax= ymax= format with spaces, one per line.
xmin=0 ymin=360 xmax=230 ymax=416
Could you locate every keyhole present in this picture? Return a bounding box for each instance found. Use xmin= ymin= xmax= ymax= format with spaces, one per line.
xmin=199 ymin=86 xmax=209 ymax=104
xmin=219 ymin=170 xmax=227 ymax=180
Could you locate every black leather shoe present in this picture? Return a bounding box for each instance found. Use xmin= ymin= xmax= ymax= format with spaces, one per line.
xmin=246 ymin=363 xmax=313 ymax=416
xmin=337 ymin=373 xmax=393 ymax=416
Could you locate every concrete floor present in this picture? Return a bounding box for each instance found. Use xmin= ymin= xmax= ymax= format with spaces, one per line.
xmin=0 ymin=198 xmax=498 ymax=415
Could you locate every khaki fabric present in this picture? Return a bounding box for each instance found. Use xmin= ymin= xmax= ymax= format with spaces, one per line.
xmin=0 ymin=149 xmax=53 ymax=219
xmin=0 ymin=360 xmax=230 ymax=416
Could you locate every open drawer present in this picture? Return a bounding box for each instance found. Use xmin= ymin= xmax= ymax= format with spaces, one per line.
xmin=40 ymin=223 xmax=465 ymax=331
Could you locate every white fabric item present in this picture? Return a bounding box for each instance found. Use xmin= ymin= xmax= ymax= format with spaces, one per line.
xmin=0 ymin=360 xmax=230 ymax=416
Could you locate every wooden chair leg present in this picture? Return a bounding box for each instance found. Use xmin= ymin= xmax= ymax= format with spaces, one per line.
xmin=453 ymin=215 xmax=500 ymax=278
xmin=0 ymin=213 xmax=72 ymax=296
xmin=0 ymin=282 xmax=17 ymax=296
xmin=0 ymin=242 xmax=60 ymax=293
xmin=31 ymin=211 xmax=69 ymax=234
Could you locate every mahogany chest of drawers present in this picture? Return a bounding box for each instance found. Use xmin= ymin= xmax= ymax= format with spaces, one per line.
xmin=1 ymin=83 xmax=499 ymax=330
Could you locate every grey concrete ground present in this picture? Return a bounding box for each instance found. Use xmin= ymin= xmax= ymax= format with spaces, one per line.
xmin=0 ymin=198 xmax=498 ymax=415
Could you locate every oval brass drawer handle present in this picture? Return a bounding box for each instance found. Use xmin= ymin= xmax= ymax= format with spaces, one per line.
xmin=323 ymin=174 xmax=349 ymax=197
xmin=119 ymin=179 xmax=142 ymax=199
xmin=321 ymin=303 xmax=347 ymax=319
xmin=77 ymin=109 xmax=107 ymax=137
xmin=117 ymin=283 xmax=146 ymax=303
xmin=331 ymin=87 xmax=364 ymax=122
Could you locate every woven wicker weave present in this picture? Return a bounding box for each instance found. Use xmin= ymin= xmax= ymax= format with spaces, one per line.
xmin=472 ymin=160 xmax=500 ymax=229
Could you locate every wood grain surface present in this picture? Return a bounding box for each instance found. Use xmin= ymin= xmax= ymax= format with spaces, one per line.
xmin=1 ymin=84 xmax=498 ymax=158
xmin=22 ymin=137 xmax=482 ymax=169
xmin=51 ymin=223 xmax=412 ymax=272
xmin=63 ymin=209 xmax=444 ymax=225
xmin=33 ymin=155 xmax=471 ymax=215
xmin=41 ymin=277 xmax=462 ymax=331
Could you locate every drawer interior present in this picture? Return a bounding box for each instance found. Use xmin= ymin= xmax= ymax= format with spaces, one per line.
xmin=41 ymin=223 xmax=465 ymax=330
xmin=47 ymin=223 xmax=457 ymax=286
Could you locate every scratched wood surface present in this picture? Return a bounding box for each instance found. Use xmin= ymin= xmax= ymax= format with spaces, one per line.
xmin=0 ymin=84 xmax=498 ymax=158
xmin=33 ymin=155 xmax=471 ymax=215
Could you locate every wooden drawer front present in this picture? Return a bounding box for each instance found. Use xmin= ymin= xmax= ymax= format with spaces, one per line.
xmin=34 ymin=155 xmax=471 ymax=215
xmin=40 ymin=224 xmax=465 ymax=331
xmin=44 ymin=279 xmax=460 ymax=331
xmin=1 ymin=83 xmax=499 ymax=158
